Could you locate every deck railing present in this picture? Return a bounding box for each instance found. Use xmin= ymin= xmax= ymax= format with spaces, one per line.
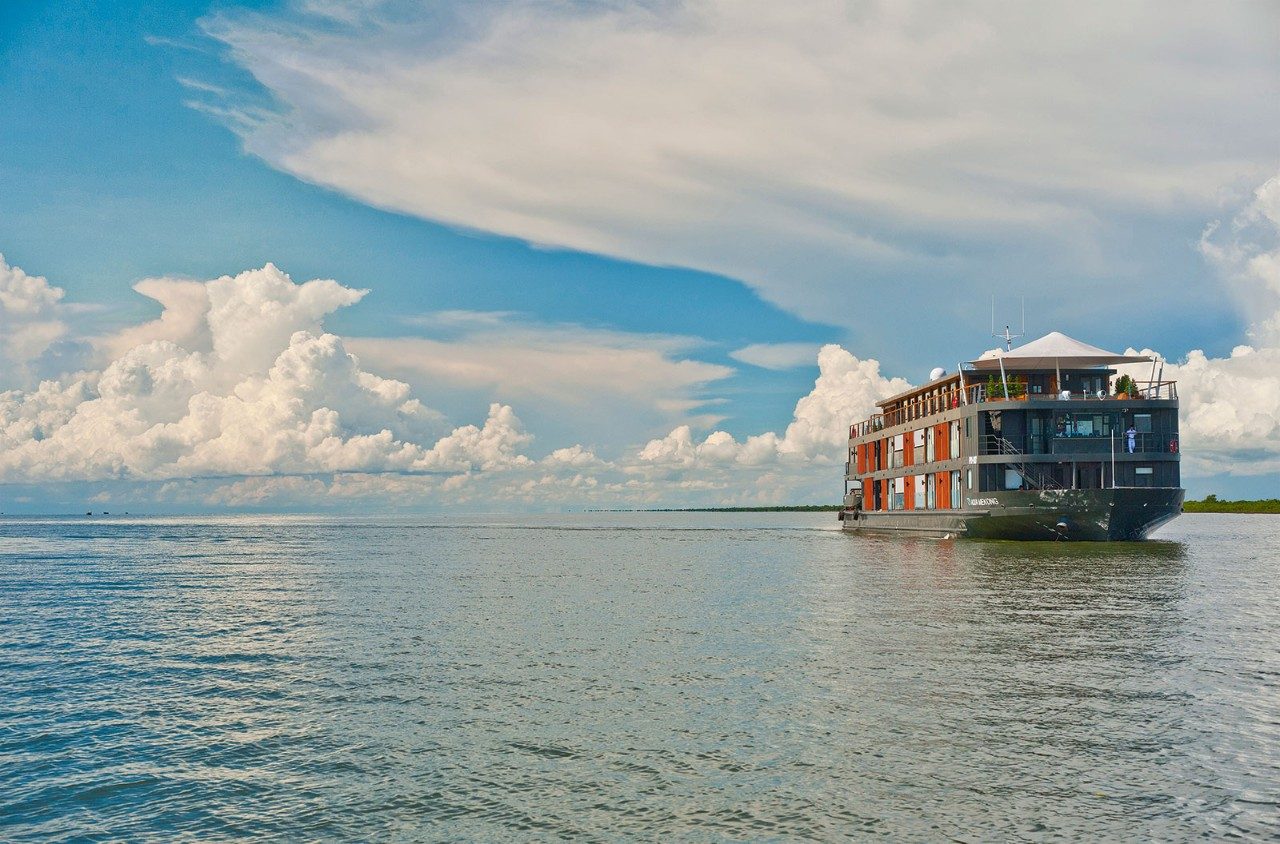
xmin=979 ymin=432 xmax=1179 ymax=456
xmin=1132 ymin=380 xmax=1178 ymax=400
xmin=849 ymin=379 xmax=1178 ymax=441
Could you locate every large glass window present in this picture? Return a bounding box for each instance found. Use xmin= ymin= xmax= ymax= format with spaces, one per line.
xmin=1135 ymin=413 xmax=1152 ymax=433
xmin=1055 ymin=412 xmax=1119 ymax=438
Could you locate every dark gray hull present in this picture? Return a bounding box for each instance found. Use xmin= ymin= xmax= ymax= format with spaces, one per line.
xmin=841 ymin=487 xmax=1184 ymax=541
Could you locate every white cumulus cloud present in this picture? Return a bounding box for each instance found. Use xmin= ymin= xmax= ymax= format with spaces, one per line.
xmin=412 ymin=403 xmax=533 ymax=473
xmin=639 ymin=343 xmax=909 ymax=467
xmin=0 ymin=255 xmax=750 ymax=505
xmin=0 ymin=264 xmax=446 ymax=482
xmin=1118 ymin=171 xmax=1280 ymax=477
xmin=1199 ymin=173 xmax=1280 ymax=345
xmin=0 ymin=254 xmax=70 ymax=386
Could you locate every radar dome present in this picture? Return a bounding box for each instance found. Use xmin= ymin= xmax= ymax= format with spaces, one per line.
xmin=929 ymin=367 xmax=947 ymax=381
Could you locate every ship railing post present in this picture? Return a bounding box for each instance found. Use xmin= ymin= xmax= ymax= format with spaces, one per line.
xmin=1111 ymin=430 xmax=1116 ymax=488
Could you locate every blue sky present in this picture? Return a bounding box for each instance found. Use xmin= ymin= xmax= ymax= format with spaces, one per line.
xmin=1 ymin=0 xmax=1278 ymax=511
xmin=0 ymin=0 xmax=827 ymax=433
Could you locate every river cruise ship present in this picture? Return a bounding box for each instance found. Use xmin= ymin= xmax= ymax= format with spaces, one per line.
xmin=840 ymin=332 xmax=1183 ymax=540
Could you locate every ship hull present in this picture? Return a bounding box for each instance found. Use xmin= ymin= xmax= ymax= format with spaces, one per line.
xmin=841 ymin=487 xmax=1183 ymax=541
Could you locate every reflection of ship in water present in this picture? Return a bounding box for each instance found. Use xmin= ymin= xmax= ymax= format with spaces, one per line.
xmin=840 ymin=332 xmax=1184 ymax=540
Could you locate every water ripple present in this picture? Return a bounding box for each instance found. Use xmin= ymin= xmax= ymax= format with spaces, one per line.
xmin=1 ymin=512 xmax=1277 ymax=840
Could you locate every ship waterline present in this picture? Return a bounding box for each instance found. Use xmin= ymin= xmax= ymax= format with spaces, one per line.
xmin=840 ymin=331 xmax=1183 ymax=540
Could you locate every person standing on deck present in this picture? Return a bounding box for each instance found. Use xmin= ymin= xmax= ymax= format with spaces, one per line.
xmin=1126 ymin=425 xmax=1137 ymax=453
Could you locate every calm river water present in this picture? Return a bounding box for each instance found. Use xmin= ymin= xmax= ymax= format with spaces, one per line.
xmin=1 ymin=513 xmax=1277 ymax=840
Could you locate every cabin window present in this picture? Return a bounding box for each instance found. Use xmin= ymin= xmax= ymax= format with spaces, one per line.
xmin=950 ymin=421 xmax=960 ymax=459
xmin=892 ymin=434 xmax=904 ymax=469
xmin=1135 ymin=413 xmax=1152 ymax=434
xmin=926 ymin=474 xmax=936 ymax=508
xmin=966 ymin=468 xmax=973 ymax=491
xmin=893 ymin=476 xmax=905 ymax=510
xmin=951 ymin=471 xmax=962 ymax=506
xmin=1135 ymin=465 xmax=1154 ymax=488
xmin=914 ymin=474 xmax=927 ymax=509
xmin=924 ymin=427 xmax=935 ymax=463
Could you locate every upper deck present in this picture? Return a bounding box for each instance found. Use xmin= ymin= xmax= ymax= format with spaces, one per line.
xmin=848 ymin=330 xmax=1176 ymax=440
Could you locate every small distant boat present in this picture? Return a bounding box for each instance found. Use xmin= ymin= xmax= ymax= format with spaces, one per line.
xmin=840 ymin=331 xmax=1183 ymax=541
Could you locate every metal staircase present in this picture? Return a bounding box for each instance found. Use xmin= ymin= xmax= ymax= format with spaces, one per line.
xmin=990 ymin=436 xmax=1065 ymax=491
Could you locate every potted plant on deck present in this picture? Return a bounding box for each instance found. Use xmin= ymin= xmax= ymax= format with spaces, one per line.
xmin=1114 ymin=374 xmax=1135 ymax=400
xmin=986 ymin=373 xmax=1005 ymax=401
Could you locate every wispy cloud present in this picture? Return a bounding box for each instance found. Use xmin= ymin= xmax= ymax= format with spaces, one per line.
xmin=175 ymin=76 xmax=229 ymax=97
xmin=398 ymin=309 xmax=520 ymax=330
xmin=202 ymin=0 xmax=1280 ymax=330
xmin=730 ymin=343 xmax=822 ymax=371
xmin=348 ymin=314 xmax=733 ymax=446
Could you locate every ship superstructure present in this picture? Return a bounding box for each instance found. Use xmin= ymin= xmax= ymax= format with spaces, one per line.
xmin=840 ymin=332 xmax=1183 ymax=540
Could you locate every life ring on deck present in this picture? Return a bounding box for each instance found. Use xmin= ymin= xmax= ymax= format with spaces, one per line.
xmin=1169 ymin=438 xmax=1179 ymax=453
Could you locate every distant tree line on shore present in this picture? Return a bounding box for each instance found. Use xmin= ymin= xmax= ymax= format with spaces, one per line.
xmin=640 ymin=505 xmax=843 ymax=512
xmin=1183 ymin=495 xmax=1280 ymax=514
xmin=635 ymin=497 xmax=1280 ymax=514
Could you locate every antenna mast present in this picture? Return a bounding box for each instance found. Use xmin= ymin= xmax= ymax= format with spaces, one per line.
xmin=991 ymin=296 xmax=1025 ymax=351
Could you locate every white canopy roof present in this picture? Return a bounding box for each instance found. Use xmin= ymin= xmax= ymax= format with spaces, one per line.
xmin=967 ymin=331 xmax=1152 ymax=371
